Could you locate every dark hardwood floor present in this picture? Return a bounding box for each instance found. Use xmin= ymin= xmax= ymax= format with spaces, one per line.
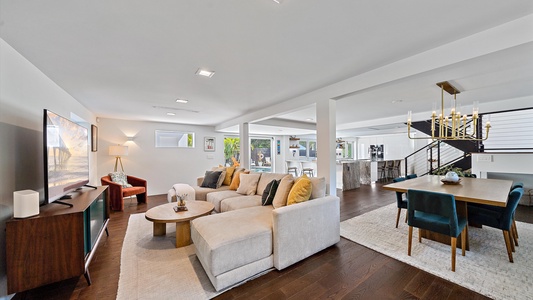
xmin=13 ymin=183 xmax=533 ymax=300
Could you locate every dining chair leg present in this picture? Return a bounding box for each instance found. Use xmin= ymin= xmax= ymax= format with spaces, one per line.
xmin=503 ymin=230 xmax=514 ymax=263
xmin=396 ymin=208 xmax=401 ymax=228
xmin=509 ymin=231 xmax=516 ymax=253
xmin=418 ymin=228 xmax=422 ymax=243
xmin=513 ymin=217 xmax=519 ymax=238
xmin=408 ymin=226 xmax=413 ymax=256
xmin=511 ymin=220 xmax=519 ymax=246
xmin=404 ymin=211 xmax=408 ymax=223
xmin=451 ymin=237 xmax=457 ymax=272
xmin=461 ymin=227 xmax=466 ymax=257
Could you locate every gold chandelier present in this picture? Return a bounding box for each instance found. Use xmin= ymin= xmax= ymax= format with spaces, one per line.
xmin=407 ymin=81 xmax=491 ymax=141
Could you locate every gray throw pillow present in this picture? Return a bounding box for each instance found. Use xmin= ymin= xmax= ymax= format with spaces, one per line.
xmin=262 ymin=179 xmax=280 ymax=206
xmin=201 ymin=171 xmax=222 ymax=189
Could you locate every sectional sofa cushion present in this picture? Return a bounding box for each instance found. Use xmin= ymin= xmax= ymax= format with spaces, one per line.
xmin=272 ymin=174 xmax=294 ymax=208
xmin=191 ymin=205 xmax=273 ymax=277
xmin=287 ymin=174 xmax=312 ymax=205
xmin=201 ymin=171 xmax=223 ymax=188
xmin=221 ymin=195 xmax=263 ymax=212
xmin=193 ymin=185 xmax=231 ymax=201
xmin=207 ymin=190 xmax=241 ymax=213
xmin=236 ymin=173 xmax=261 ymax=195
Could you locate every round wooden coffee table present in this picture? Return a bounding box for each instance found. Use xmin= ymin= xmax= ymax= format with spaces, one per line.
xmin=145 ymin=201 xmax=214 ymax=248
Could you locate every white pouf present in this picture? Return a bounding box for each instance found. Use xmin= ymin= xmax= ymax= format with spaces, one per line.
xmin=167 ymin=183 xmax=196 ymax=203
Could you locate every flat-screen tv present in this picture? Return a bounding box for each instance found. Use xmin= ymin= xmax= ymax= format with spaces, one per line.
xmin=43 ymin=109 xmax=90 ymax=204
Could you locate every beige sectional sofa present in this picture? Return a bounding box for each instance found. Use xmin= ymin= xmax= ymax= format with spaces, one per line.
xmin=190 ymin=171 xmax=340 ymax=292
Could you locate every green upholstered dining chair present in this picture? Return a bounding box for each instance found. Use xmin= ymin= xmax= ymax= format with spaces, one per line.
xmin=510 ymin=183 xmax=524 ymax=244
xmin=392 ymin=177 xmax=408 ymax=228
xmin=406 ymin=174 xmax=418 ymax=180
xmin=392 ymin=174 xmax=418 ymax=228
xmin=467 ymin=187 xmax=524 ymax=263
xmin=407 ymin=189 xmax=467 ymax=272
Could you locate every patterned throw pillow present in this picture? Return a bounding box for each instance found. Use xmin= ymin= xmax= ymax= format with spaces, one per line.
xmin=262 ymin=179 xmax=280 ymax=206
xmin=109 ymin=172 xmax=132 ymax=188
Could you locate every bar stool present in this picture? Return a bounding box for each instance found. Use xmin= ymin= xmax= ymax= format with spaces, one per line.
xmin=393 ymin=160 xmax=402 ymax=178
xmin=286 ymin=161 xmax=299 ymax=176
xmin=301 ymin=161 xmax=314 ymax=176
xmin=378 ymin=161 xmax=388 ymax=182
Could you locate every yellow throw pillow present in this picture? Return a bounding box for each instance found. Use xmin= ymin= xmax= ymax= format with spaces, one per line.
xmin=287 ymin=174 xmax=312 ymax=205
xmin=229 ymin=170 xmax=249 ymax=190
xmin=223 ymin=165 xmax=236 ymax=185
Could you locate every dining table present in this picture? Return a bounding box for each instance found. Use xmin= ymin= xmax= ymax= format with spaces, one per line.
xmin=383 ymin=175 xmax=513 ymax=249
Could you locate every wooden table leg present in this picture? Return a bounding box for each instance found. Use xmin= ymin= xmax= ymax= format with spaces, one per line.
xmin=175 ymin=221 xmax=191 ymax=248
xmin=153 ymin=223 xmax=166 ymax=236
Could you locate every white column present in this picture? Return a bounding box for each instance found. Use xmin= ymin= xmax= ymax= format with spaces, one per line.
xmin=239 ymin=122 xmax=250 ymax=170
xmin=316 ymin=99 xmax=337 ymax=196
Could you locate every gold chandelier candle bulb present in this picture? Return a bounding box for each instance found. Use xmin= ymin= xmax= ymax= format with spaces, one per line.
xmin=406 ymin=81 xmax=491 ymax=141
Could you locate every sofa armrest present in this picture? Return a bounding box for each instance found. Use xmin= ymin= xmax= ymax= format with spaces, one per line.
xmin=197 ymin=177 xmax=204 ymax=186
xmin=101 ymin=176 xmax=125 ymax=211
xmin=272 ymin=195 xmax=340 ymax=270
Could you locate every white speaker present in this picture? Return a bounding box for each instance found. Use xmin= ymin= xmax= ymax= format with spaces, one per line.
xmin=13 ymin=190 xmax=39 ymax=218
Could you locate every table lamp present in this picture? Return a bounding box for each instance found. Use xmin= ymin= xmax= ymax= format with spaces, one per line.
xmin=109 ymin=145 xmax=128 ymax=172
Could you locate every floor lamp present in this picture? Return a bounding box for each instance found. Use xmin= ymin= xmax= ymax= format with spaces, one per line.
xmin=109 ymin=145 xmax=128 ymax=172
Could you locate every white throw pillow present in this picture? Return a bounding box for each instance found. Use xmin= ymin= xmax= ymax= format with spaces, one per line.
xmin=236 ymin=173 xmax=261 ymax=195
xmin=272 ymin=174 xmax=294 ymax=208
xmin=309 ymin=177 xmax=326 ymax=199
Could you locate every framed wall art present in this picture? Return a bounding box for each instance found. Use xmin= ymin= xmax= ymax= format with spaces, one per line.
xmin=204 ymin=137 xmax=215 ymax=152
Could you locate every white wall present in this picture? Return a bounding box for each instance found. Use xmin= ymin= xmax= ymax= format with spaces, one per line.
xmin=96 ymin=118 xmax=224 ymax=195
xmin=0 ymin=38 xmax=96 ymax=298
xmin=356 ymin=133 xmax=415 ymax=160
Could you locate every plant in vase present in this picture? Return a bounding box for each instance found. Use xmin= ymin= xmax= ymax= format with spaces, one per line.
xmin=177 ymin=194 xmax=188 ymax=207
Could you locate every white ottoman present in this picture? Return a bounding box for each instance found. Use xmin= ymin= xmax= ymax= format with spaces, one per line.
xmin=167 ymin=183 xmax=196 ymax=203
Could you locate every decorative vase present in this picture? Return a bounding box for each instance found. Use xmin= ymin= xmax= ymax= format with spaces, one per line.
xmin=445 ymin=171 xmax=459 ymax=182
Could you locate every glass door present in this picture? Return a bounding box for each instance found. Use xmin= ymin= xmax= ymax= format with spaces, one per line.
xmin=251 ymin=138 xmax=273 ymax=173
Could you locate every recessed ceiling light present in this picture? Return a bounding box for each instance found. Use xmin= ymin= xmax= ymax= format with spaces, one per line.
xmin=392 ymin=100 xmax=403 ymax=104
xmin=195 ymin=68 xmax=215 ymax=78
xmin=166 ymin=112 xmax=176 ymax=116
xmin=175 ymin=98 xmax=188 ymax=104
xmin=273 ymin=0 xmax=283 ymax=3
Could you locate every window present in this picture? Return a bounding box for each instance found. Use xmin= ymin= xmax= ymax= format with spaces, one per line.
xmin=224 ymin=137 xmax=240 ymax=166
xmin=309 ymin=141 xmax=317 ymax=158
xmin=299 ymin=141 xmax=307 ymax=157
xmin=224 ymin=136 xmax=274 ymax=172
xmin=155 ymin=130 xmax=194 ymax=148
xmin=251 ymin=138 xmax=272 ymax=173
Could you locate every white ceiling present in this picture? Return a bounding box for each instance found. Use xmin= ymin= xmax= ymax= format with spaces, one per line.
xmin=1 ymin=1 xmax=532 ymax=136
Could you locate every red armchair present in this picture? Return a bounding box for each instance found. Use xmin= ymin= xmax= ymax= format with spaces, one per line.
xmin=101 ymin=175 xmax=147 ymax=211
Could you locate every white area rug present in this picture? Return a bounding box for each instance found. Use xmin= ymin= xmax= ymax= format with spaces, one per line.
xmin=340 ymin=203 xmax=533 ymax=300
xmin=117 ymin=213 xmax=221 ymax=300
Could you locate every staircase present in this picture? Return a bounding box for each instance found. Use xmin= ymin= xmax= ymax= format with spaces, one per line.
xmin=405 ymin=120 xmax=482 ymax=176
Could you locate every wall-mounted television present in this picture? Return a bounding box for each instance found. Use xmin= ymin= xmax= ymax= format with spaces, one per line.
xmin=43 ymin=109 xmax=90 ymax=205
